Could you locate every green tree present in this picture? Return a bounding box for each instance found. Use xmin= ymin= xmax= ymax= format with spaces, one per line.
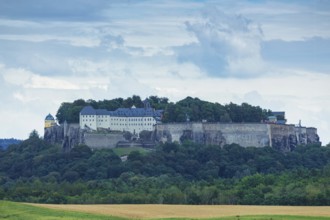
xmin=29 ymin=130 xmax=40 ymax=139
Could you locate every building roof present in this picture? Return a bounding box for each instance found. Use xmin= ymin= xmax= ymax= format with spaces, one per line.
xmin=272 ymin=111 xmax=285 ymax=116
xmin=45 ymin=113 xmax=55 ymax=120
xmin=80 ymin=106 xmax=163 ymax=118
xmin=80 ymin=106 xmax=96 ymax=115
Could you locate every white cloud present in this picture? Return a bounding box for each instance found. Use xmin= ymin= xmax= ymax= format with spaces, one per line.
xmin=0 ymin=34 xmax=100 ymax=47
xmin=2 ymin=67 xmax=32 ymax=85
xmin=2 ymin=65 xmax=79 ymax=90
xmin=26 ymin=75 xmax=80 ymax=90
xmin=177 ymin=6 xmax=267 ymax=77
xmin=0 ymin=18 xmax=43 ymax=28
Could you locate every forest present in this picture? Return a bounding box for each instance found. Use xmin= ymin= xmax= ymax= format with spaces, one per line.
xmin=56 ymin=95 xmax=272 ymax=124
xmin=0 ymin=139 xmax=21 ymax=150
xmin=0 ymin=131 xmax=329 ymax=205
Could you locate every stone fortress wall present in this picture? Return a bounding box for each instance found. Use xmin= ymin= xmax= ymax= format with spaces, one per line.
xmin=154 ymin=122 xmax=320 ymax=152
xmin=84 ymin=133 xmax=125 ymax=149
xmin=44 ymin=122 xmax=127 ymax=150
xmin=45 ymin=122 xmax=320 ymax=152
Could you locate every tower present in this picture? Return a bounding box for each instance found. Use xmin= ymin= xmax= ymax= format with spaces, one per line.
xmin=44 ymin=113 xmax=56 ymax=128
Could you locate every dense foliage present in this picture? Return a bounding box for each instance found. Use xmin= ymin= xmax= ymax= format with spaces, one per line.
xmin=162 ymin=97 xmax=270 ymax=123
xmin=56 ymin=95 xmax=271 ymax=124
xmin=0 ymin=138 xmax=21 ymax=150
xmin=0 ymin=135 xmax=329 ymax=205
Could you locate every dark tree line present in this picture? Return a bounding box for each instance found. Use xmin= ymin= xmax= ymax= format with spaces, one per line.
xmin=0 ymin=138 xmax=21 ymax=150
xmin=55 ymin=95 xmax=271 ymax=124
xmin=0 ymin=134 xmax=329 ymax=205
xmin=162 ymin=97 xmax=271 ymax=123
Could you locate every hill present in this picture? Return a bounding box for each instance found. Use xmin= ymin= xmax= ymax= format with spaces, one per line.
xmin=55 ymin=95 xmax=272 ymax=124
xmin=0 ymin=134 xmax=329 ymax=205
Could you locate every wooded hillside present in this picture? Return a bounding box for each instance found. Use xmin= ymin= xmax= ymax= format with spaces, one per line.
xmin=0 ymin=133 xmax=329 ymax=205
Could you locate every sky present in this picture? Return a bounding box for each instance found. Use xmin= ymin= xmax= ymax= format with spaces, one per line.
xmin=0 ymin=0 xmax=329 ymax=144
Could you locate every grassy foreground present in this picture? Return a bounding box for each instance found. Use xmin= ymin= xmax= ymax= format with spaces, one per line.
xmin=0 ymin=201 xmax=124 ymax=220
xmin=1 ymin=201 xmax=330 ymax=220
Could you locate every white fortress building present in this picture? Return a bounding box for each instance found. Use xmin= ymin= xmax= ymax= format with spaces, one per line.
xmin=79 ymin=100 xmax=163 ymax=134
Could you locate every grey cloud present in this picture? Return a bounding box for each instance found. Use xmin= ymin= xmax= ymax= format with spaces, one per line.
xmin=0 ymin=40 xmax=77 ymax=76
xmin=0 ymin=32 xmax=130 ymax=77
xmin=262 ymin=37 xmax=330 ymax=73
xmin=175 ymin=42 xmax=228 ymax=77
xmin=0 ymin=0 xmax=112 ymax=21
xmin=98 ymin=30 xmax=125 ymax=50
xmin=175 ymin=6 xmax=265 ymax=78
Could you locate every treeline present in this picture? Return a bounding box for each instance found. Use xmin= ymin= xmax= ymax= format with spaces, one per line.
xmin=0 ymin=133 xmax=329 ymax=205
xmin=56 ymin=95 xmax=271 ymax=124
xmin=2 ymin=169 xmax=328 ymax=205
xmin=162 ymin=97 xmax=270 ymax=123
xmin=0 ymin=138 xmax=21 ymax=150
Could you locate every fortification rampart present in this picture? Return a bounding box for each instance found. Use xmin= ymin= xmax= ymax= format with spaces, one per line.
xmin=84 ymin=133 xmax=125 ymax=149
xmin=154 ymin=123 xmax=320 ymax=151
xmin=44 ymin=122 xmax=320 ymax=152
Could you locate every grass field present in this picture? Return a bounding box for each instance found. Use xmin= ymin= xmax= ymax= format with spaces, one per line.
xmin=1 ymin=201 xmax=330 ymax=220
xmin=0 ymin=201 xmax=124 ymax=220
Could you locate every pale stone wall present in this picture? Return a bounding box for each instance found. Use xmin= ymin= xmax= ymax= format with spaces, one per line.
xmin=155 ymin=122 xmax=320 ymax=151
xmin=45 ymin=122 xmax=320 ymax=152
xmin=155 ymin=123 xmax=270 ymax=147
xmin=84 ymin=133 xmax=125 ymax=149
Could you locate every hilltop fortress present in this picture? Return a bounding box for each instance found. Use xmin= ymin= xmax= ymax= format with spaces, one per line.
xmin=44 ymin=100 xmax=320 ymax=152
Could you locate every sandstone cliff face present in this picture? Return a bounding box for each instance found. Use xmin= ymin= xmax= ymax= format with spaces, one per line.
xmin=62 ymin=124 xmax=84 ymax=152
xmin=44 ymin=122 xmax=320 ymax=152
xmin=155 ymin=123 xmax=320 ymax=152
xmin=44 ymin=123 xmax=84 ymax=151
xmin=44 ymin=125 xmax=64 ymax=145
xmin=271 ymin=134 xmax=297 ymax=152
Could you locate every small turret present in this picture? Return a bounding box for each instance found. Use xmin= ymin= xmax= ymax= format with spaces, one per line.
xmin=44 ymin=113 xmax=56 ymax=128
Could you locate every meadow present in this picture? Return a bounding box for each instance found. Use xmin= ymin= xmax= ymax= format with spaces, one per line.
xmin=1 ymin=201 xmax=330 ymax=220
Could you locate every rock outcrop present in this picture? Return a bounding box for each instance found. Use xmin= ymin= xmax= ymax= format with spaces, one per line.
xmin=155 ymin=123 xmax=320 ymax=152
xmin=62 ymin=123 xmax=84 ymax=152
xmin=44 ymin=123 xmax=84 ymax=151
xmin=44 ymin=125 xmax=64 ymax=145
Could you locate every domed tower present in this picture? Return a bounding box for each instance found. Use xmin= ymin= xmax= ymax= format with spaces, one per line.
xmin=44 ymin=113 xmax=56 ymax=128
